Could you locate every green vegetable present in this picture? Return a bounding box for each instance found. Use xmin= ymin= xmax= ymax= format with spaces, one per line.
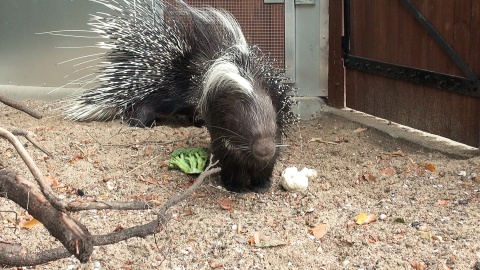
xmin=168 ymin=148 xmax=208 ymax=174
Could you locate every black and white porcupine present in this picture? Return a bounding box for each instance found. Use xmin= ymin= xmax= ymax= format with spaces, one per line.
xmin=64 ymin=0 xmax=297 ymax=192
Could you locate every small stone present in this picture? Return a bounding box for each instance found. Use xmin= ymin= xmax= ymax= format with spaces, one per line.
xmin=458 ymin=170 xmax=467 ymax=177
xmin=473 ymin=261 xmax=480 ymax=270
xmin=379 ymin=214 xmax=387 ymax=220
xmin=410 ymin=220 xmax=420 ymax=228
xmin=458 ymin=199 xmax=469 ymax=205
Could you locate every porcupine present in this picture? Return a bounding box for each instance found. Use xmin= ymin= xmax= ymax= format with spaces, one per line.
xmin=64 ymin=0 xmax=297 ymax=192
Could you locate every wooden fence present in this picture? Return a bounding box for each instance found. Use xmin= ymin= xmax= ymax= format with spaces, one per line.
xmin=329 ymin=0 xmax=480 ymax=148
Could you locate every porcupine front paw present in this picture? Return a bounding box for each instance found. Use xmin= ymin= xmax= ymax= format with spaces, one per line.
xmin=220 ymin=169 xmax=250 ymax=193
xmin=249 ymin=164 xmax=274 ymax=193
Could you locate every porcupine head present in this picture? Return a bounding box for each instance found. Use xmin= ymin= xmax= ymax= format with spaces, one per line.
xmin=199 ymin=47 xmax=281 ymax=193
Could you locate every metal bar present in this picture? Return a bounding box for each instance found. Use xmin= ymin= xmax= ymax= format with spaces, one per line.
xmin=344 ymin=54 xmax=480 ymax=98
xmin=400 ymin=0 xmax=479 ymax=81
xmin=284 ymin=0 xmax=296 ymax=83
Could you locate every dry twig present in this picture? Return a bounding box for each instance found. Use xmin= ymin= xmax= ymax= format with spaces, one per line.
xmin=11 ymin=128 xmax=54 ymax=158
xmin=309 ymin=137 xmax=339 ymax=145
xmin=0 ymin=156 xmax=220 ymax=266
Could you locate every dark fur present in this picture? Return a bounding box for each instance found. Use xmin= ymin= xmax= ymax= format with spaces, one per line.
xmin=67 ymin=0 xmax=296 ymax=192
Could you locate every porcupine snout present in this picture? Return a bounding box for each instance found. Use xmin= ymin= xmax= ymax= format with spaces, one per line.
xmin=252 ymin=137 xmax=276 ymax=163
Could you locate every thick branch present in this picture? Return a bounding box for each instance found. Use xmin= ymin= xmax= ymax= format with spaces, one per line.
xmin=0 ymin=170 xmax=93 ymax=264
xmin=0 ymin=162 xmax=220 ymax=267
xmin=67 ymin=201 xmax=154 ymax=212
xmin=0 ymin=127 xmax=67 ymax=211
xmin=0 ymin=93 xmax=42 ymax=119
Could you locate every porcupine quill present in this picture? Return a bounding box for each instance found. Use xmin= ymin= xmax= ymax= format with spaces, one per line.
xmin=50 ymin=0 xmax=298 ymax=192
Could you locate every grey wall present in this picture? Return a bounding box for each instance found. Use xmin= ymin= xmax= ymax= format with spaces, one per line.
xmin=0 ymin=0 xmax=105 ymax=87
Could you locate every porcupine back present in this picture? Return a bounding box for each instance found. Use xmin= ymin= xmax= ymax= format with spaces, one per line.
xmin=64 ymin=0 xmax=297 ymax=192
xmin=66 ymin=0 xmax=247 ymax=126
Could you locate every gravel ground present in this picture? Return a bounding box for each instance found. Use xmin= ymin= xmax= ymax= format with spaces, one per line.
xmin=1 ymin=100 xmax=479 ymax=270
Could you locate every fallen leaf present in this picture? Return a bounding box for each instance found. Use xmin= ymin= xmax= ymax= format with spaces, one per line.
xmin=422 ymin=163 xmax=436 ymax=172
xmin=138 ymin=175 xmax=156 ymax=185
xmin=437 ymin=200 xmax=450 ymax=206
xmin=217 ymin=198 xmax=233 ymax=211
xmin=393 ymin=217 xmax=405 ymax=223
xmin=143 ymin=145 xmax=155 ymax=156
xmin=353 ymin=127 xmax=368 ymax=133
xmin=69 ymin=155 xmax=85 ymax=163
xmin=380 ymin=168 xmax=395 ymax=176
xmin=45 ymin=176 xmax=63 ymax=188
xmin=308 ymin=224 xmax=328 ymax=239
xmin=410 ymin=261 xmax=427 ymax=270
xmin=210 ymin=262 xmax=224 ymax=269
xmin=367 ymin=234 xmax=379 ymax=243
xmin=363 ymin=173 xmax=377 ymax=182
xmin=21 ymin=218 xmax=42 ymax=229
xmin=37 ymin=155 xmax=50 ymax=161
xmin=265 ymin=215 xmax=278 ymax=228
xmin=355 ymin=213 xmax=377 ymax=225
xmin=442 ymin=263 xmax=452 ymax=270
xmin=418 ymin=225 xmax=429 ymax=232
xmin=248 ymin=231 xmax=262 ymax=246
xmin=248 ymin=231 xmax=287 ymax=247
xmin=113 ymin=225 xmax=125 ymax=232
xmin=255 ymin=238 xmax=288 ymax=248
xmin=192 ymin=193 xmax=208 ymax=198
xmin=418 ymin=231 xmax=440 ymax=241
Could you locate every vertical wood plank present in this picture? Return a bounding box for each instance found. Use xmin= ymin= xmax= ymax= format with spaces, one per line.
xmin=327 ymin=0 xmax=345 ymax=108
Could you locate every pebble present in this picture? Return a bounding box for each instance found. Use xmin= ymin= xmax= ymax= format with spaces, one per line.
xmin=458 ymin=170 xmax=467 ymax=177
xmin=93 ymin=261 xmax=101 ymax=268
xmin=440 ymin=216 xmax=450 ymax=222
xmin=458 ymin=199 xmax=469 ymax=205
xmin=379 ymin=214 xmax=387 ymax=220
xmin=410 ymin=220 xmax=420 ymax=228
xmin=106 ymin=181 xmax=116 ymax=190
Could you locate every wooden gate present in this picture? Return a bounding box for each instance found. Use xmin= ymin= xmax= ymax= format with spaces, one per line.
xmin=328 ymin=0 xmax=480 ymax=148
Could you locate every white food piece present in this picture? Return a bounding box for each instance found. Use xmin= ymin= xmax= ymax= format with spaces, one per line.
xmin=280 ymin=167 xmax=317 ymax=192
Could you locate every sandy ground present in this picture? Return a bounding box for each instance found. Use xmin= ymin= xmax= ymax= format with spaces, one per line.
xmin=1 ymin=100 xmax=479 ymax=270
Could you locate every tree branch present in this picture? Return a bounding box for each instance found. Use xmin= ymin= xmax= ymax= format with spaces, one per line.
xmin=0 ymin=127 xmax=67 ymax=212
xmin=0 ymin=93 xmax=43 ymax=119
xmin=0 ymin=159 xmax=221 ymax=267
